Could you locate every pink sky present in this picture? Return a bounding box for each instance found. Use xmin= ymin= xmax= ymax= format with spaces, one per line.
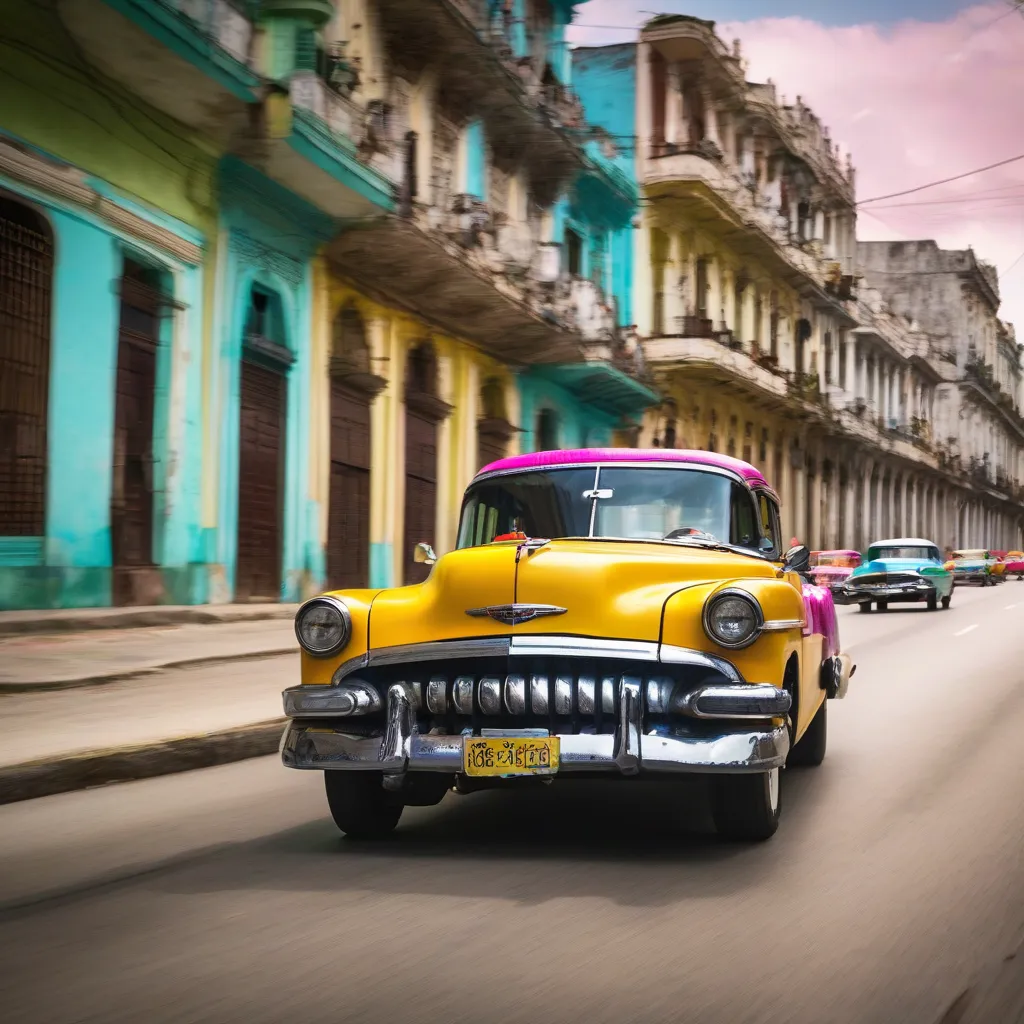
xmin=570 ymin=2 xmax=1024 ymax=334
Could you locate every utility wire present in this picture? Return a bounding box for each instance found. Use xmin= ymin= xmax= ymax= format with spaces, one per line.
xmin=857 ymin=153 xmax=1024 ymax=205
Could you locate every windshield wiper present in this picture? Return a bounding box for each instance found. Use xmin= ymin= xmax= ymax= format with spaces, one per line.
xmin=666 ymin=538 xmax=766 ymax=559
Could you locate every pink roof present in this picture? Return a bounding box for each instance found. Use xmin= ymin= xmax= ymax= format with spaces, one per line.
xmin=476 ymin=448 xmax=778 ymax=498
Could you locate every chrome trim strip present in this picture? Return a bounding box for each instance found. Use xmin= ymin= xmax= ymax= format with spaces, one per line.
xmin=294 ymin=596 xmax=353 ymax=658
xmin=510 ymin=634 xmax=661 ymax=660
xmin=659 ymin=645 xmax=744 ymax=682
xmin=762 ymin=618 xmax=805 ymax=631
xmin=331 ymin=636 xmax=743 ymax=682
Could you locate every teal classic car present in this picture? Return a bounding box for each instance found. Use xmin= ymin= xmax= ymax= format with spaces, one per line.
xmin=837 ymin=538 xmax=954 ymax=612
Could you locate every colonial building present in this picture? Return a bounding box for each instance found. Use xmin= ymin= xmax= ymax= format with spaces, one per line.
xmin=574 ymin=14 xmax=1024 ymax=552
xmin=0 ymin=0 xmax=656 ymax=610
xmin=859 ymin=241 xmax=1024 ymax=550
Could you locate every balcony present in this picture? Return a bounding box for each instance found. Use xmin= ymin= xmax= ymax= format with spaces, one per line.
xmin=373 ymin=0 xmax=584 ymax=203
xmin=278 ymin=71 xmax=398 ymax=216
xmin=325 ymin=193 xmax=625 ymax=364
xmin=61 ymin=0 xmax=260 ymax=142
xmin=643 ymin=148 xmax=850 ymax=315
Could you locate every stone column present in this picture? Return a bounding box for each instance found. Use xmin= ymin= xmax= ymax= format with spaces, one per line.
xmin=665 ymin=232 xmax=684 ymax=334
xmin=665 ymin=63 xmax=680 ymax=148
xmin=810 ymin=459 xmax=823 ymax=549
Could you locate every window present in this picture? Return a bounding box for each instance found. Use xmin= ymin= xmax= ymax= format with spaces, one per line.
xmin=869 ymin=545 xmax=940 ymax=562
xmin=758 ymin=493 xmax=780 ymax=554
xmin=536 ymin=407 xmax=559 ymax=451
xmin=564 ymin=228 xmax=582 ymax=276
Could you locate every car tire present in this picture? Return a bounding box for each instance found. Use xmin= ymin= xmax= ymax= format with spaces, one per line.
xmin=324 ymin=771 xmax=404 ymax=840
xmin=710 ymin=769 xmax=781 ymax=841
xmin=788 ymin=698 xmax=827 ymax=767
xmin=858 ymin=601 xmax=871 ymax=613
xmin=876 ymin=600 xmax=888 ymax=611
xmin=941 ymin=593 xmax=952 ymax=609
xmin=927 ymin=593 xmax=938 ymax=611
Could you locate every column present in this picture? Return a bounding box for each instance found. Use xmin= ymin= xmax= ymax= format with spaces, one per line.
xmin=634 ymin=208 xmax=652 ymax=337
xmin=861 ymin=464 xmax=873 ymax=549
xmin=810 ymin=460 xmax=823 ymax=549
xmin=665 ymin=63 xmax=680 ymax=148
xmin=665 ymin=232 xmax=684 ymax=334
xmin=844 ymin=473 xmax=857 ymax=548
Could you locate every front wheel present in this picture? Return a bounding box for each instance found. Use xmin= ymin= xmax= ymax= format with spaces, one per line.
xmin=788 ymin=698 xmax=827 ymax=767
xmin=877 ymin=600 xmax=889 ymax=611
xmin=941 ymin=593 xmax=952 ymax=609
xmin=324 ymin=771 xmax=404 ymax=840
xmin=927 ymin=593 xmax=938 ymax=611
xmin=710 ymin=769 xmax=781 ymax=841
xmin=858 ymin=601 xmax=872 ymax=613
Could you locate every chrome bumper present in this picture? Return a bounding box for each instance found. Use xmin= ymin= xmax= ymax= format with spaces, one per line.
xmin=280 ymin=680 xmax=790 ymax=777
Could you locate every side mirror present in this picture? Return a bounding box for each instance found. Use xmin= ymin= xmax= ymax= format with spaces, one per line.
xmin=782 ymin=544 xmax=810 ymax=574
xmin=413 ymin=542 xmax=437 ymax=566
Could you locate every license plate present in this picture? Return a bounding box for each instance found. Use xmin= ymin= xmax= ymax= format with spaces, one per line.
xmin=463 ymin=736 xmax=560 ymax=777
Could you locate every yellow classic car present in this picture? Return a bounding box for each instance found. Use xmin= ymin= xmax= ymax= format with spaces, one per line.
xmin=282 ymin=449 xmax=854 ymax=842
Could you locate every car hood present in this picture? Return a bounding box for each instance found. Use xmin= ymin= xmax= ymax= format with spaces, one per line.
xmin=368 ymin=538 xmax=781 ymax=648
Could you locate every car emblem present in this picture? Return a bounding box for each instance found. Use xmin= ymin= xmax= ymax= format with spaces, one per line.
xmin=465 ymin=604 xmax=568 ymax=626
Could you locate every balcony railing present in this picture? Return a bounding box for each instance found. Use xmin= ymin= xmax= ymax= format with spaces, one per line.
xmin=164 ymin=0 xmax=255 ymax=65
xmin=645 ymin=149 xmax=824 ymax=285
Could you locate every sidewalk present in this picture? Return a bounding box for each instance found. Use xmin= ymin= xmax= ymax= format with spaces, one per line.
xmin=0 ymin=610 xmax=302 ymax=804
xmin=0 ymin=618 xmax=299 ymax=691
xmin=0 ymin=654 xmax=291 ymax=805
xmin=0 ymin=602 xmax=297 ymax=637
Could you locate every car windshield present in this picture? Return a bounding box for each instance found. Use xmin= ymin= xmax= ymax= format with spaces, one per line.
xmin=457 ymin=466 xmax=766 ymax=553
xmin=870 ymin=545 xmax=940 ymax=561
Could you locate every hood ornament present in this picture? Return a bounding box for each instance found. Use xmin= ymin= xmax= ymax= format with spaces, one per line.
xmin=466 ymin=604 xmax=568 ymax=626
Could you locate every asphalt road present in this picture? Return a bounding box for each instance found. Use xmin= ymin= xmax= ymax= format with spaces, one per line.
xmin=2 ymin=583 xmax=1024 ymax=1024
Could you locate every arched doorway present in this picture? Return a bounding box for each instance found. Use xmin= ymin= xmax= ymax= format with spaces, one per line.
xmin=327 ymin=304 xmax=385 ymax=590
xmin=236 ymin=284 xmax=292 ymax=602
xmin=403 ymin=342 xmax=451 ymax=585
xmin=477 ymin=376 xmax=514 ymax=470
xmin=111 ymin=257 xmax=166 ymax=605
xmin=0 ymin=196 xmax=53 ymax=540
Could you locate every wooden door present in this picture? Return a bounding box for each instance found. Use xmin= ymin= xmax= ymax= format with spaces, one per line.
xmin=111 ymin=264 xmax=160 ymax=606
xmin=327 ymin=381 xmax=371 ymax=589
xmin=403 ymin=407 xmax=437 ymax=585
xmin=236 ymin=359 xmax=285 ymax=601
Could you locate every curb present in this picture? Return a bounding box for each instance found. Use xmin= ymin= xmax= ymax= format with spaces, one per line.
xmin=0 ymin=646 xmax=299 ymax=695
xmin=0 ymin=719 xmax=287 ymax=806
xmin=0 ymin=606 xmax=298 ymax=638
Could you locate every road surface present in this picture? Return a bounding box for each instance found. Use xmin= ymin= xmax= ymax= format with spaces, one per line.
xmin=1 ymin=583 xmax=1023 ymax=1024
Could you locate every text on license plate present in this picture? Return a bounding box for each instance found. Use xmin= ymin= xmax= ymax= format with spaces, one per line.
xmin=463 ymin=736 xmax=560 ymax=777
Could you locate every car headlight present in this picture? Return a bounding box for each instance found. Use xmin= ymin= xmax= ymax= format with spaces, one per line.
xmin=294 ymin=597 xmax=352 ymax=657
xmin=702 ymin=589 xmax=764 ymax=650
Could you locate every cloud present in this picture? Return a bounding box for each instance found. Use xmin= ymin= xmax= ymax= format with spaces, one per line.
xmin=569 ymin=2 xmax=1024 ymax=332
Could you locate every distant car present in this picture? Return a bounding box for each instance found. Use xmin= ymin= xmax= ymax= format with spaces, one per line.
xmin=839 ymin=537 xmax=953 ymax=612
xmin=809 ymin=550 xmax=861 ymax=593
xmin=948 ymin=549 xmax=1001 ymax=585
xmin=1004 ymin=551 xmax=1024 ymax=579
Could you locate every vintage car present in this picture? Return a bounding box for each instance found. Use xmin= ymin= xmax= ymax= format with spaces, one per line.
xmin=281 ymin=449 xmax=853 ymax=843
xmin=1004 ymin=551 xmax=1024 ymax=579
xmin=949 ymin=549 xmax=998 ymax=586
xmin=838 ymin=537 xmax=954 ymax=611
xmin=809 ymin=550 xmax=861 ymax=593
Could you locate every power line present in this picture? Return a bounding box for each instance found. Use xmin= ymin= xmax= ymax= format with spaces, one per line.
xmin=857 ymin=153 xmax=1024 ymax=206
xmin=870 ymin=193 xmax=1024 ymax=211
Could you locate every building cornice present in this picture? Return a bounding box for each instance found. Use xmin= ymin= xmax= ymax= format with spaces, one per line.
xmin=0 ymin=135 xmax=203 ymax=265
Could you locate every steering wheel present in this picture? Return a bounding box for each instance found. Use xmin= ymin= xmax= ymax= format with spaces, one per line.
xmin=663 ymin=527 xmax=713 ymax=542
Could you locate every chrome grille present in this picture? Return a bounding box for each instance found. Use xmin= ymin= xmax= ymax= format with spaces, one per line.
xmin=362 ymin=657 xmax=737 ymax=735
